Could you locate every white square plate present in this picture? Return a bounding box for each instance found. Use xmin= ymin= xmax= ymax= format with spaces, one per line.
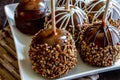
xmin=4 ymin=1 xmax=120 ymax=80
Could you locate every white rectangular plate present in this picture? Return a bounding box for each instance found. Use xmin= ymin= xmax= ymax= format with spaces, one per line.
xmin=4 ymin=1 xmax=120 ymax=80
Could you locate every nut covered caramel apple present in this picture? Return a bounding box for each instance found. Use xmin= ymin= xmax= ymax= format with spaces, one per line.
xmin=28 ymin=0 xmax=77 ymax=78
xmin=28 ymin=28 xmax=77 ymax=78
xmin=80 ymin=22 xmax=120 ymax=66
xmin=80 ymin=0 xmax=120 ymax=67
xmin=15 ymin=0 xmax=47 ymax=35
xmin=45 ymin=5 xmax=88 ymax=42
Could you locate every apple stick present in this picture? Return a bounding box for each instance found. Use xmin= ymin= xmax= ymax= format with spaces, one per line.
xmin=51 ymin=0 xmax=57 ymax=35
xmin=65 ymin=0 xmax=70 ymax=11
xmin=102 ymin=0 xmax=111 ymax=26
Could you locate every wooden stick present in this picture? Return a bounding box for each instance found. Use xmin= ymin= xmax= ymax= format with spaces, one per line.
xmin=51 ymin=0 xmax=57 ymax=35
xmin=102 ymin=0 xmax=111 ymax=26
xmin=65 ymin=0 xmax=70 ymax=11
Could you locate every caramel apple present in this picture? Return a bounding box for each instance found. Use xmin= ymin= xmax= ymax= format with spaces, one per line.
xmin=28 ymin=0 xmax=77 ymax=78
xmin=80 ymin=0 xmax=120 ymax=67
xmin=80 ymin=22 xmax=120 ymax=66
xmin=29 ymin=28 xmax=77 ymax=78
xmin=15 ymin=0 xmax=47 ymax=35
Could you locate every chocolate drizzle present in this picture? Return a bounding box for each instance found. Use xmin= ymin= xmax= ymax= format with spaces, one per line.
xmin=45 ymin=5 xmax=88 ymax=42
xmin=83 ymin=23 xmax=120 ymax=48
xmin=80 ymin=22 xmax=120 ymax=66
xmin=86 ymin=0 xmax=120 ymax=24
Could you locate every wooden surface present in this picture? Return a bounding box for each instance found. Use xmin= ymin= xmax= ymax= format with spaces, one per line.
xmin=0 ymin=26 xmax=96 ymax=80
xmin=0 ymin=0 xmax=21 ymax=79
xmin=0 ymin=26 xmax=20 ymax=80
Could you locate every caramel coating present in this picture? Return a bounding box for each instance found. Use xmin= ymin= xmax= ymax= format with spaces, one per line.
xmin=15 ymin=0 xmax=47 ymax=34
xmin=79 ymin=23 xmax=120 ymax=66
xmin=32 ymin=28 xmax=69 ymax=46
xmin=29 ymin=28 xmax=77 ymax=78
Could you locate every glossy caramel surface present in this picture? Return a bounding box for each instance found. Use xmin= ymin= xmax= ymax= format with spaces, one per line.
xmin=15 ymin=0 xmax=46 ymax=34
xmin=32 ymin=28 xmax=70 ymax=46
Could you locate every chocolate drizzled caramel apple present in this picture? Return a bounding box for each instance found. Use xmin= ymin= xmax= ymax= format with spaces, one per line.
xmin=28 ymin=0 xmax=77 ymax=78
xmin=15 ymin=0 xmax=47 ymax=35
xmin=86 ymin=0 xmax=120 ymax=26
xmin=80 ymin=0 xmax=120 ymax=67
xmin=80 ymin=22 xmax=120 ymax=66
xmin=45 ymin=1 xmax=88 ymax=42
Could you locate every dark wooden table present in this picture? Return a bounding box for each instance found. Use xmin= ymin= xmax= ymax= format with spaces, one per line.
xmin=0 ymin=0 xmax=21 ymax=29
xmin=0 ymin=0 xmax=120 ymax=80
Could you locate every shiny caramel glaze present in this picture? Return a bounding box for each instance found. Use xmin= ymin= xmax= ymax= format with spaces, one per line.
xmin=15 ymin=0 xmax=47 ymax=35
xmin=32 ymin=28 xmax=71 ymax=47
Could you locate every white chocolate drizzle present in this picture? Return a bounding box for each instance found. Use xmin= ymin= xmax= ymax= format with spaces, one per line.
xmin=45 ymin=5 xmax=88 ymax=42
xmin=86 ymin=0 xmax=120 ymax=24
